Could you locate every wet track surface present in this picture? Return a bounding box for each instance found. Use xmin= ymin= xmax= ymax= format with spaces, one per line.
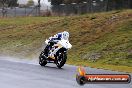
xmin=0 ymin=57 xmax=131 ymax=88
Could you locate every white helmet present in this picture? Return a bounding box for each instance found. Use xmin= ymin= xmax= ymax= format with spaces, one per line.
xmin=62 ymin=31 xmax=69 ymax=40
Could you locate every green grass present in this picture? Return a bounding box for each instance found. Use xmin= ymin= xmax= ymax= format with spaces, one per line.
xmin=0 ymin=9 xmax=132 ymax=72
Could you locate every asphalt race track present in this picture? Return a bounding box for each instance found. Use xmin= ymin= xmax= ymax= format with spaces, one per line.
xmin=0 ymin=57 xmax=131 ymax=88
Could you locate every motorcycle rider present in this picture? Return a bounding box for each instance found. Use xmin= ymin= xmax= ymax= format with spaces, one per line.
xmin=45 ymin=31 xmax=70 ymax=58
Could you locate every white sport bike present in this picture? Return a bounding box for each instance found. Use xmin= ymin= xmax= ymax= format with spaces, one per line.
xmin=39 ymin=38 xmax=72 ymax=68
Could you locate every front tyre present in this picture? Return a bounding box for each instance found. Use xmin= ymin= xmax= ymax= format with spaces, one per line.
xmin=39 ymin=51 xmax=47 ymax=66
xmin=56 ymin=50 xmax=67 ymax=68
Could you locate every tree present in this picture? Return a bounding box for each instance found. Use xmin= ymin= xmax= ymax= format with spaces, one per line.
xmin=63 ymin=0 xmax=72 ymax=4
xmin=0 ymin=0 xmax=18 ymax=7
xmin=8 ymin=0 xmax=18 ymax=7
xmin=0 ymin=0 xmax=18 ymax=17
xmin=27 ymin=0 xmax=35 ymax=6
xmin=51 ymin=0 xmax=87 ymax=5
xmin=51 ymin=0 xmax=63 ymax=5
xmin=131 ymin=0 xmax=132 ymax=8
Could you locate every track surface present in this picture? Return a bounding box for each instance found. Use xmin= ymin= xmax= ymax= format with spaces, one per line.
xmin=0 ymin=57 xmax=131 ymax=88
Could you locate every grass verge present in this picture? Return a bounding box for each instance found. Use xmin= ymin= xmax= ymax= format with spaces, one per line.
xmin=0 ymin=9 xmax=132 ymax=73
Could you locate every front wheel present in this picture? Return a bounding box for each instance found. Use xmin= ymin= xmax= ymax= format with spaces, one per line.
xmin=56 ymin=50 xmax=67 ymax=68
xmin=39 ymin=51 xmax=47 ymax=66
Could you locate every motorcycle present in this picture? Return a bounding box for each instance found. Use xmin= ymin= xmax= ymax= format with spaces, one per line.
xmin=39 ymin=38 xmax=72 ymax=68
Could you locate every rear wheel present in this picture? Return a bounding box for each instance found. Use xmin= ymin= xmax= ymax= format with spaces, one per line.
xmin=56 ymin=50 xmax=67 ymax=68
xmin=39 ymin=51 xmax=47 ymax=66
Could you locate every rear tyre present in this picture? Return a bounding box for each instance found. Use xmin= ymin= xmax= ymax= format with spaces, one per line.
xmin=39 ymin=51 xmax=47 ymax=66
xmin=56 ymin=50 xmax=67 ymax=68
